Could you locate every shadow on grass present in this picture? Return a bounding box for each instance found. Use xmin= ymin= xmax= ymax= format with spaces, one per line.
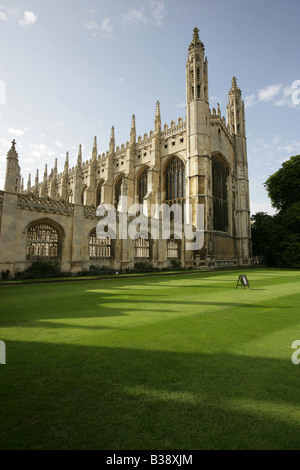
xmin=0 ymin=341 xmax=299 ymax=450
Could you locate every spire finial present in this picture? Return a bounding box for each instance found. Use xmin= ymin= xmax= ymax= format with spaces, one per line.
xmin=189 ymin=26 xmax=204 ymax=52
xmin=110 ymin=126 xmax=115 ymax=142
xmin=131 ymin=114 xmax=136 ymax=132
xmin=11 ymin=139 xmax=16 ymax=149
xmin=77 ymin=144 xmax=82 ymax=166
xmin=193 ymin=27 xmax=200 ymax=41
xmin=155 ymin=101 xmax=161 ymax=122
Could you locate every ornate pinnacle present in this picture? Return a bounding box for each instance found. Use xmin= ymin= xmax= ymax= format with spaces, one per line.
xmin=92 ymin=137 xmax=97 ymax=160
xmin=189 ymin=26 xmax=204 ymax=52
xmin=193 ymin=27 xmax=200 ymax=42
xmin=155 ymin=101 xmax=161 ymax=122
xmin=131 ymin=114 xmax=136 ymax=133
xmin=229 ymin=76 xmax=241 ymax=95
xmin=110 ymin=126 xmax=115 ymax=142
xmin=77 ymin=144 xmax=82 ymax=166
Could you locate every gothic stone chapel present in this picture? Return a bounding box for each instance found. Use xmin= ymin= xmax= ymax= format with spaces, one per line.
xmin=0 ymin=28 xmax=251 ymax=275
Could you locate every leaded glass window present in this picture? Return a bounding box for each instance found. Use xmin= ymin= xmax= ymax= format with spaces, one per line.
xmin=134 ymin=238 xmax=150 ymax=259
xmin=167 ymin=239 xmax=179 ymax=259
xmin=212 ymin=155 xmax=229 ymax=232
xmin=27 ymin=223 xmax=60 ymax=260
xmin=89 ymin=230 xmax=111 ymax=259
xmin=138 ymin=168 xmax=148 ymax=204
xmin=165 ymin=158 xmax=186 ymax=203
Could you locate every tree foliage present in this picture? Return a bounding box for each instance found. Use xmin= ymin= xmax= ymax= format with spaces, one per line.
xmin=264 ymin=155 xmax=300 ymax=211
xmin=252 ymin=155 xmax=300 ymax=268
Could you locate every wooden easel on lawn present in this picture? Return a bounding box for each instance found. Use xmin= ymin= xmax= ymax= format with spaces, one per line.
xmin=236 ymin=274 xmax=250 ymax=289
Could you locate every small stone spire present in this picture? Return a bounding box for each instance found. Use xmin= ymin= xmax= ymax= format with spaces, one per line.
xmin=21 ymin=177 xmax=24 ymax=192
xmin=33 ymin=169 xmax=39 ymax=196
xmin=130 ymin=115 xmax=136 ymax=144
xmin=27 ymin=173 xmax=31 ymax=193
xmin=131 ymin=114 xmax=136 ymax=133
xmin=92 ymin=137 xmax=97 ymax=160
xmin=53 ymin=158 xmax=58 ymax=175
xmin=4 ymin=139 xmax=21 ymax=192
xmin=77 ymin=144 xmax=82 ymax=167
xmin=64 ymin=152 xmax=69 ymax=172
xmin=40 ymin=165 xmax=48 ymax=198
xmin=109 ymin=126 xmax=115 ymax=154
xmin=155 ymin=101 xmax=161 ymax=134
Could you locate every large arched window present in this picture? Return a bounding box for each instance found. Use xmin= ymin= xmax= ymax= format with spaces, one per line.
xmin=137 ymin=167 xmax=148 ymax=204
xmin=165 ymin=157 xmax=185 ymax=204
xmin=89 ymin=229 xmax=111 ymax=260
xmin=212 ymin=155 xmax=229 ymax=232
xmin=27 ymin=221 xmax=61 ymax=260
xmin=165 ymin=157 xmax=186 ymax=221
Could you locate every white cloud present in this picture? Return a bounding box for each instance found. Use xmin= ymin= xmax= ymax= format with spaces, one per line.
xmin=84 ymin=16 xmax=113 ymax=38
xmin=84 ymin=19 xmax=98 ymax=33
xmin=28 ymin=144 xmax=55 ymax=159
xmin=19 ymin=10 xmax=37 ymax=27
xmin=118 ymin=77 xmax=124 ymax=83
xmin=122 ymin=1 xmax=165 ymax=27
xmin=274 ymin=85 xmax=298 ymax=108
xmin=0 ymin=12 xmax=8 ymax=21
xmin=122 ymin=7 xmax=146 ymax=25
xmin=149 ymin=0 xmax=165 ymax=27
xmin=176 ymin=102 xmax=185 ymax=108
xmin=7 ymin=128 xmax=24 ymax=136
xmin=100 ymin=17 xmax=113 ymax=38
xmin=0 ymin=137 xmax=11 ymax=148
xmin=52 ymin=121 xmax=65 ymax=127
xmin=244 ymin=93 xmax=256 ymax=108
xmin=258 ymin=84 xmax=282 ymax=102
xmin=54 ymin=140 xmax=63 ymax=149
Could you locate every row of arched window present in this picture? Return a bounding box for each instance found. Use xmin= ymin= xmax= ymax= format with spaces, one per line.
xmin=26 ymin=224 xmax=180 ymax=261
xmin=26 ymin=155 xmax=230 ymax=261
xmin=68 ymin=156 xmax=229 ymax=234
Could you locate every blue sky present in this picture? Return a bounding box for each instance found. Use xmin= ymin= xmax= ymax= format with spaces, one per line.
xmin=0 ymin=0 xmax=299 ymax=214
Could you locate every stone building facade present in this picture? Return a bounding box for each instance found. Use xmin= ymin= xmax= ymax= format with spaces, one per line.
xmin=0 ymin=28 xmax=251 ymax=275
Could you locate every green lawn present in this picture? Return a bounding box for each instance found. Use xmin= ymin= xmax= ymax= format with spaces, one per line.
xmin=0 ymin=268 xmax=300 ymax=450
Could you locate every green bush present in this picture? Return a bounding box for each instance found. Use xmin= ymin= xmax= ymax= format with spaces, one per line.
xmin=1 ymin=270 xmax=11 ymax=281
xmin=170 ymin=259 xmax=181 ymax=270
xmin=14 ymin=259 xmax=62 ymax=280
xmin=134 ymin=261 xmax=155 ymax=272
